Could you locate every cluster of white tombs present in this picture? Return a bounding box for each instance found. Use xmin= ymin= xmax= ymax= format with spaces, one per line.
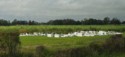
xmin=20 ymin=31 xmax=122 ymax=38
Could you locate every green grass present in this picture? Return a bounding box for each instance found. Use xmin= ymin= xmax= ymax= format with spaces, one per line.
xmin=96 ymin=53 xmax=125 ymax=57
xmin=20 ymin=35 xmax=125 ymax=56
xmin=0 ymin=25 xmax=125 ymax=33
xmin=20 ymin=35 xmax=110 ymax=51
xmin=0 ymin=25 xmax=125 ymax=57
xmin=20 ymin=31 xmax=125 ymax=51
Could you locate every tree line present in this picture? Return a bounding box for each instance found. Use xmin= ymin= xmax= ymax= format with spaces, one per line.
xmin=0 ymin=17 xmax=125 ymax=26
xmin=47 ymin=17 xmax=124 ymax=25
xmin=0 ymin=19 xmax=39 ymax=26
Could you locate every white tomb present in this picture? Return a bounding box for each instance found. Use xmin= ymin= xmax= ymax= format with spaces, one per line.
xmin=19 ymin=31 xmax=122 ymax=38
xmin=47 ymin=34 xmax=53 ymax=37
xmin=33 ymin=32 xmax=38 ymax=36
xmin=76 ymin=32 xmax=83 ymax=37
xmin=84 ymin=32 xmax=91 ymax=36
xmin=61 ymin=34 xmax=69 ymax=37
xmin=98 ymin=31 xmax=107 ymax=36
xmin=54 ymin=34 xmax=60 ymax=38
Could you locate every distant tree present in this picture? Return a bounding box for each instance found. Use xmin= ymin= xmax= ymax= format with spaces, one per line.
xmin=12 ymin=19 xmax=39 ymax=25
xmin=28 ymin=20 xmax=38 ymax=25
xmin=28 ymin=20 xmax=32 ymax=25
xmin=110 ymin=18 xmax=121 ymax=25
xmin=103 ymin=17 xmax=110 ymax=24
xmin=63 ymin=19 xmax=76 ymax=25
xmin=47 ymin=19 xmax=77 ymax=25
xmin=12 ymin=19 xmax=18 ymax=25
xmin=83 ymin=18 xmax=104 ymax=25
xmin=17 ymin=20 xmax=28 ymax=25
xmin=122 ymin=21 xmax=125 ymax=24
xmin=0 ymin=19 xmax=10 ymax=26
xmin=76 ymin=21 xmax=81 ymax=25
xmin=0 ymin=17 xmax=124 ymax=25
xmin=47 ymin=20 xmax=53 ymax=25
xmin=96 ymin=20 xmax=104 ymax=25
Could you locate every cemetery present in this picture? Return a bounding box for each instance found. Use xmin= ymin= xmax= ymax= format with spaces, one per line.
xmin=20 ymin=31 xmax=122 ymax=38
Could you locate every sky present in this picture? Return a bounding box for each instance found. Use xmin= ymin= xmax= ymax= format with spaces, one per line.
xmin=0 ymin=0 xmax=125 ymax=22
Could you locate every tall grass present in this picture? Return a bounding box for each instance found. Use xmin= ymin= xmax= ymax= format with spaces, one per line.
xmin=0 ymin=25 xmax=125 ymax=33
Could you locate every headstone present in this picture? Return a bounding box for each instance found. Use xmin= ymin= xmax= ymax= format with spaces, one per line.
xmin=47 ymin=34 xmax=53 ymax=37
xmin=84 ymin=32 xmax=91 ymax=36
xmin=76 ymin=32 xmax=83 ymax=37
xmin=98 ymin=31 xmax=107 ymax=36
xmin=33 ymin=32 xmax=38 ymax=36
xmin=54 ymin=34 xmax=60 ymax=38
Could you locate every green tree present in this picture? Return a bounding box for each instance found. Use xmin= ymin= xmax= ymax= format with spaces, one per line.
xmin=110 ymin=18 xmax=121 ymax=25
xmin=103 ymin=17 xmax=110 ymax=24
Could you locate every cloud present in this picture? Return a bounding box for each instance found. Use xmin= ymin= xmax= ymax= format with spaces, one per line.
xmin=0 ymin=0 xmax=124 ymax=22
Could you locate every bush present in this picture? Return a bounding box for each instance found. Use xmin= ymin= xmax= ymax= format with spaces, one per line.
xmin=35 ymin=45 xmax=49 ymax=57
xmin=54 ymin=49 xmax=70 ymax=57
xmin=89 ymin=41 xmax=104 ymax=55
xmin=0 ymin=31 xmax=20 ymax=57
xmin=103 ymin=34 xmax=125 ymax=52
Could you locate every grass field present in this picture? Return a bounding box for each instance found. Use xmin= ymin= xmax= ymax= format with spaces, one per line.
xmin=20 ymin=35 xmax=110 ymax=51
xmin=17 ymin=25 xmax=125 ymax=51
xmin=0 ymin=25 xmax=125 ymax=33
xmin=1 ymin=25 xmax=125 ymax=57
xmin=20 ymin=34 xmax=125 ymax=57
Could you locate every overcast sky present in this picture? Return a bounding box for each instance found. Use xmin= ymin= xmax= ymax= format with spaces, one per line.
xmin=0 ymin=0 xmax=125 ymax=22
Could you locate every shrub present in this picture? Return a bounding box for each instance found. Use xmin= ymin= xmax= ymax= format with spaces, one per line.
xmin=35 ymin=45 xmax=49 ymax=57
xmin=54 ymin=49 xmax=71 ymax=57
xmin=103 ymin=34 xmax=125 ymax=52
xmin=89 ymin=41 xmax=104 ymax=55
xmin=0 ymin=31 xmax=20 ymax=57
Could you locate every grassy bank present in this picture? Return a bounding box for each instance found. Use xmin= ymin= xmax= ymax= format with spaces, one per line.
xmin=0 ymin=25 xmax=125 ymax=33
